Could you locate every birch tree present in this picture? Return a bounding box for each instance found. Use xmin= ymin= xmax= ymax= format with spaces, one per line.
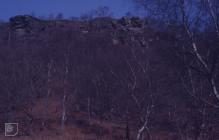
xmin=134 ymin=0 xmax=219 ymax=105
xmin=127 ymin=44 xmax=155 ymax=140
xmin=133 ymin=0 xmax=219 ymax=139
xmin=179 ymin=0 xmax=219 ymax=102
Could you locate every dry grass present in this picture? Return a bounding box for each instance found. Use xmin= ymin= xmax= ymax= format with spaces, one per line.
xmin=0 ymin=129 xmax=127 ymax=140
xmin=0 ymin=117 xmax=129 ymax=140
xmin=0 ymin=97 xmax=130 ymax=140
xmin=0 ymin=98 xmax=180 ymax=140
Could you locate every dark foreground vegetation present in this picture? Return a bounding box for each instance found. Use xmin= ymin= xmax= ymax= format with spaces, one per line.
xmin=0 ymin=1 xmax=219 ymax=140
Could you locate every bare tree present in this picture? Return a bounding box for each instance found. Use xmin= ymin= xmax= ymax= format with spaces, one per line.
xmin=126 ymin=45 xmax=154 ymax=140
xmin=178 ymin=0 xmax=219 ymax=102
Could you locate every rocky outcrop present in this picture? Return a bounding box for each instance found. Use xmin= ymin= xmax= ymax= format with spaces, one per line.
xmin=8 ymin=15 xmax=147 ymax=42
xmin=118 ymin=17 xmax=143 ymax=28
xmin=9 ymin=15 xmax=44 ymax=39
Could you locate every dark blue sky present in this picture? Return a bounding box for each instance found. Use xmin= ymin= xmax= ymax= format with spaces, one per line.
xmin=0 ymin=0 xmax=139 ymax=20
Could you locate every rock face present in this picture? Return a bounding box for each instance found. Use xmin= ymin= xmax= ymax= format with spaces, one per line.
xmin=8 ymin=15 xmax=146 ymax=41
xmin=9 ymin=15 xmax=42 ymax=39
xmin=118 ymin=17 xmax=143 ymax=28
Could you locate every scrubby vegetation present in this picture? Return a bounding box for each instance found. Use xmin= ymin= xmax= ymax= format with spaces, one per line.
xmin=0 ymin=1 xmax=219 ymax=139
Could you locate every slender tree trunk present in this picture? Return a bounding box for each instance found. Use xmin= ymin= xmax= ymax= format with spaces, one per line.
xmin=88 ymin=97 xmax=91 ymax=121
xmin=137 ymin=120 xmax=148 ymax=140
xmin=61 ymin=94 xmax=67 ymax=131
xmin=137 ymin=105 xmax=152 ymax=140
xmin=125 ymin=120 xmax=130 ymax=140
xmin=43 ymin=60 xmax=53 ymax=128
xmin=61 ymin=55 xmax=69 ymax=132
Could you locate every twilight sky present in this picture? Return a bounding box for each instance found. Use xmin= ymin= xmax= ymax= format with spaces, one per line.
xmin=0 ymin=0 xmax=139 ymax=21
